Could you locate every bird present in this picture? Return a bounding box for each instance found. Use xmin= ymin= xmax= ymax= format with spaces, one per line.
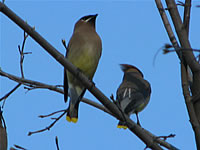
xmin=64 ymin=14 xmax=102 ymax=123
xmin=116 ymin=64 xmax=151 ymax=129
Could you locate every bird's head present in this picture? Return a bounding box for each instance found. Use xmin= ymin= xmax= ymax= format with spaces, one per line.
xmin=75 ymin=14 xmax=98 ymax=29
xmin=120 ymin=64 xmax=144 ymax=78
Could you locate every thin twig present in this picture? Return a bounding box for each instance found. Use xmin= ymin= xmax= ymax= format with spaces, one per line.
xmin=28 ymin=109 xmax=67 ymax=136
xmin=0 ymin=69 xmax=64 ymax=97
xmin=55 ymin=136 xmax=60 ymax=150
xmin=0 ymin=83 xmax=21 ymax=101
xmin=38 ymin=109 xmax=66 ymax=118
xmin=177 ymin=1 xmax=185 ymax=6
xmin=152 ymin=47 xmax=163 ymax=67
xmin=153 ymin=43 xmax=174 ymax=66
xmin=18 ymin=30 xmax=29 ymax=78
xmin=0 ymin=31 xmax=29 ymax=103
xmin=157 ymin=134 xmax=176 ymax=141
xmin=13 ymin=144 xmax=27 ymax=150
xmin=163 ymin=47 xmax=200 ymax=54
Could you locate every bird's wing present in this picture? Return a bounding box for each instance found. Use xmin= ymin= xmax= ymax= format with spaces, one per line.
xmin=124 ymin=92 xmax=145 ymax=114
xmin=64 ymin=69 xmax=68 ymax=103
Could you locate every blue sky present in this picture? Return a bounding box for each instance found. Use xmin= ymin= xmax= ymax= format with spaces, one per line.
xmin=1 ymin=1 xmax=200 ymax=150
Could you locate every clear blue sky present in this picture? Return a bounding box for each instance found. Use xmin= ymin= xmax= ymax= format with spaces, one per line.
xmin=1 ymin=1 xmax=200 ymax=150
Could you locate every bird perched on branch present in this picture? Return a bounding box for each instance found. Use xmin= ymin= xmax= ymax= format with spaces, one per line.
xmin=116 ymin=64 xmax=151 ymax=129
xmin=64 ymin=14 xmax=102 ymax=123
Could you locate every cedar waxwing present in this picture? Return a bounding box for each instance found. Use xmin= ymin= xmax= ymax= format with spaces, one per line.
xmin=64 ymin=14 xmax=102 ymax=123
xmin=116 ymin=64 xmax=151 ymax=129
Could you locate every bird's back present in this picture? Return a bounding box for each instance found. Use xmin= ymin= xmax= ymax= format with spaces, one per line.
xmin=117 ymin=72 xmax=151 ymax=115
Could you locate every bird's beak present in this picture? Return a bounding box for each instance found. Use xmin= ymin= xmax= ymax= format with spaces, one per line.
xmin=90 ymin=14 xmax=98 ymax=21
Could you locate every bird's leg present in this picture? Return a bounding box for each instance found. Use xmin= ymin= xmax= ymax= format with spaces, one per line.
xmin=110 ymin=95 xmax=128 ymax=127
xmin=136 ymin=112 xmax=141 ymax=127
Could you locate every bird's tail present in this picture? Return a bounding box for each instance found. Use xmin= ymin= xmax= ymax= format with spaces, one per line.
xmin=117 ymin=121 xmax=128 ymax=129
xmin=66 ymin=102 xmax=79 ymax=123
xmin=66 ymin=87 xmax=86 ymax=123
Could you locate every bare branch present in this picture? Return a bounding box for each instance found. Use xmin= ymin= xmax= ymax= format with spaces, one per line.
xmin=18 ymin=31 xmax=29 ymax=78
xmin=39 ymin=109 xmax=66 ymax=118
xmin=0 ymin=69 xmax=64 ymax=97
xmin=28 ymin=109 xmax=67 ymax=136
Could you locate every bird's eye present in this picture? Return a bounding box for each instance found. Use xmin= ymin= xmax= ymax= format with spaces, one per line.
xmin=81 ymin=17 xmax=91 ymax=22
xmin=80 ymin=15 xmax=92 ymax=22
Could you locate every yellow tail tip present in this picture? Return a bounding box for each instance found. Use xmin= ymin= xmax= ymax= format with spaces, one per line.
xmin=66 ymin=116 xmax=78 ymax=123
xmin=117 ymin=125 xmax=128 ymax=129
xmin=66 ymin=116 xmax=71 ymax=122
xmin=71 ymin=118 xmax=78 ymax=123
